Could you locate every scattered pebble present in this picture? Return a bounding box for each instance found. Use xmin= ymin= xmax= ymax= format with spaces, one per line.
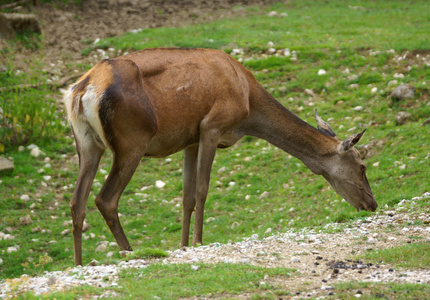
xmin=318 ymin=69 xmax=327 ymax=76
xmin=1 ymin=192 xmax=430 ymax=298
xmin=155 ymin=180 xmax=166 ymax=189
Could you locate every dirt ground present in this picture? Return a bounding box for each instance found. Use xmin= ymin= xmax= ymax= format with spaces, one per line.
xmin=1 ymin=0 xmax=274 ymax=74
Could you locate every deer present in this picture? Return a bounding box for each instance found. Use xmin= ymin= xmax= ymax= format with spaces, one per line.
xmin=64 ymin=48 xmax=378 ymax=266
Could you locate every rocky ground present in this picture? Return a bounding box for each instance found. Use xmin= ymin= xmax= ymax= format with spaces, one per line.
xmin=1 ymin=192 xmax=429 ymax=299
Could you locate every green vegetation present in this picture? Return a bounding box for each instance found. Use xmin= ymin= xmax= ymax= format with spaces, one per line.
xmin=1 ymin=0 xmax=430 ymax=298
xmin=332 ymin=282 xmax=430 ymax=299
xmin=117 ymin=263 xmax=295 ymax=299
xmin=356 ymin=242 xmax=430 ymax=269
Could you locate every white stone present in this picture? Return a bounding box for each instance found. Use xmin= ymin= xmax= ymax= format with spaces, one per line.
xmin=388 ymin=80 xmax=398 ymax=86
xmin=95 ymin=243 xmax=107 ymax=252
xmin=371 ymin=87 xmax=378 ymax=93
xmin=30 ymin=147 xmax=44 ymax=157
xmin=18 ymin=146 xmax=25 ymax=152
xmin=353 ymin=106 xmax=364 ymax=111
xmin=259 ymin=191 xmax=270 ymax=199
xmin=318 ymin=69 xmax=327 ymax=75
xmin=190 ymin=265 xmax=200 ymax=271
xmin=43 ymin=175 xmax=52 ymax=181
xmin=7 ymin=246 xmax=18 ymax=253
xmin=155 ymin=180 xmax=166 ymax=188
xmin=267 ymin=11 xmax=278 ymax=17
xmin=290 ymin=257 xmax=300 ymax=263
xmin=20 ymin=194 xmax=30 ymax=202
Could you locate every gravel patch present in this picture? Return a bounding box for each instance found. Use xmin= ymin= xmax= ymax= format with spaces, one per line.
xmin=1 ymin=192 xmax=429 ymax=298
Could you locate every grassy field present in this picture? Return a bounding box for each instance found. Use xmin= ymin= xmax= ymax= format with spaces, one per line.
xmin=1 ymin=0 xmax=430 ymax=298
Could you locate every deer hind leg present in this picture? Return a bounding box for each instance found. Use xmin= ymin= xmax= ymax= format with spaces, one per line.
xmin=95 ymin=150 xmax=143 ymax=252
xmin=70 ymin=128 xmax=105 ymax=266
xmin=181 ymin=145 xmax=198 ymax=247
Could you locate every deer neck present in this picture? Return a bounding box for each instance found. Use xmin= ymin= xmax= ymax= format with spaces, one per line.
xmin=243 ymin=90 xmax=337 ymax=175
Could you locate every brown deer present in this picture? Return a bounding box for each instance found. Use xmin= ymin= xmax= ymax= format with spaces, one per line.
xmin=64 ymin=48 xmax=377 ymax=266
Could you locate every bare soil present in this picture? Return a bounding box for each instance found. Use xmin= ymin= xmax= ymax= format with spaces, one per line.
xmin=1 ymin=0 xmax=273 ymax=75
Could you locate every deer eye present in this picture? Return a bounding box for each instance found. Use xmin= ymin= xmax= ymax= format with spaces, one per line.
xmin=361 ymin=165 xmax=367 ymax=172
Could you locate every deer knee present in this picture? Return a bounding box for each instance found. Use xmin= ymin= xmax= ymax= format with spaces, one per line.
xmin=95 ymin=197 xmax=117 ymax=218
xmin=70 ymin=200 xmax=86 ymax=230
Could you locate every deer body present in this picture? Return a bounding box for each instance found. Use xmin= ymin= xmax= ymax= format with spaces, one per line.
xmin=65 ymin=48 xmax=377 ymax=266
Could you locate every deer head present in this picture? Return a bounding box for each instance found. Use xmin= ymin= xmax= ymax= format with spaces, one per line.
xmin=315 ymin=110 xmax=378 ymax=212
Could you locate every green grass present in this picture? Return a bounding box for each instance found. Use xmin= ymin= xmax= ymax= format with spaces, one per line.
xmin=117 ymin=263 xmax=295 ymax=299
xmin=356 ymin=242 xmax=430 ymax=269
xmin=1 ymin=1 xmax=430 ymax=296
xmin=90 ymin=0 xmax=430 ymax=53
xmin=332 ymin=282 xmax=430 ymax=299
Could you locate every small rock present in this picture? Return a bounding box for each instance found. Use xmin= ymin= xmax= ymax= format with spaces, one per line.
xmin=387 ymin=80 xmax=398 ymax=86
xmin=353 ymin=106 xmax=364 ymax=111
xmin=318 ymin=69 xmax=327 ymax=75
xmin=18 ymin=146 xmax=25 ymax=152
xmin=119 ymin=250 xmax=133 ymax=257
xmin=191 ymin=265 xmax=200 ymax=271
xmin=82 ymin=221 xmax=91 ymax=232
xmin=30 ymin=147 xmax=44 ymax=157
xmin=31 ymin=225 xmax=41 ymax=232
xmin=231 ymin=221 xmax=240 ymax=228
xmin=61 ymin=229 xmax=70 ymax=236
xmin=7 ymin=246 xmax=18 ymax=253
xmin=4 ymin=234 xmax=15 ymax=240
xmin=155 ymin=180 xmax=166 ymax=189
xmin=106 ymin=251 xmax=114 ymax=258
xmin=395 ymin=111 xmax=412 ymax=125
xmin=20 ymin=194 xmax=30 ymax=202
xmin=371 ymin=87 xmax=378 ymax=93
xmin=391 ymin=84 xmax=415 ymax=101
xmin=19 ymin=215 xmax=33 ymax=225
xmin=88 ymin=259 xmax=99 ymax=266
xmin=349 ymin=83 xmax=359 ymax=89
xmin=95 ymin=243 xmax=107 ymax=252
xmin=0 ymin=258 xmax=3 ymax=265
xmin=291 ymin=257 xmax=300 ymax=263
xmin=321 ymin=285 xmax=334 ymax=290
xmin=304 ymin=88 xmax=316 ymax=97
xmin=367 ymin=237 xmax=377 ymax=244
xmin=264 ymin=228 xmax=272 ymax=234
xmin=259 ymin=191 xmax=270 ymax=199
xmin=267 ymin=11 xmax=278 ymax=17
xmin=0 ymin=157 xmax=14 ymax=174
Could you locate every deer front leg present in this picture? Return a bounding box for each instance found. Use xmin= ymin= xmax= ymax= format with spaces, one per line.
xmin=192 ymin=129 xmax=220 ymax=246
xmin=95 ymin=152 xmax=142 ymax=252
xmin=70 ymin=137 xmax=104 ymax=266
xmin=181 ymin=146 xmax=198 ymax=247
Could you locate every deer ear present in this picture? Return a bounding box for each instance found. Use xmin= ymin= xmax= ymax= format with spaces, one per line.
xmin=315 ymin=109 xmax=336 ymax=137
xmin=341 ymin=129 xmax=366 ymax=152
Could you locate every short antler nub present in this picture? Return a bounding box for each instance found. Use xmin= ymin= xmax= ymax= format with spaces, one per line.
xmin=315 ymin=109 xmax=336 ymax=137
